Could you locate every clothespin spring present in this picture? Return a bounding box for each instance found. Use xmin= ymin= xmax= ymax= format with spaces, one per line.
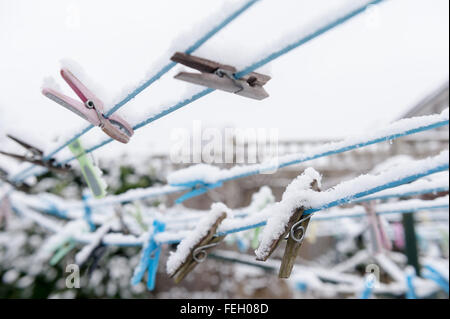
xmin=192 ymin=241 xmax=220 ymax=262
xmin=214 ymin=69 xmax=244 ymax=94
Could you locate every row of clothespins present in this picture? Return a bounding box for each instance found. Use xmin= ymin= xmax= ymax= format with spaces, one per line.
xmin=2 ymin=107 xmax=448 ymax=206
xmin=0 ymin=52 xmax=272 ymax=194
xmin=2 ymin=152 xmax=447 ymax=291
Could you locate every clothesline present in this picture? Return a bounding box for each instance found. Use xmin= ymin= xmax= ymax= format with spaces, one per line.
xmin=12 ymin=0 xmax=387 ymax=183
xmin=8 ymin=150 xmax=448 ymax=247
xmin=10 ymin=0 xmax=262 ymax=182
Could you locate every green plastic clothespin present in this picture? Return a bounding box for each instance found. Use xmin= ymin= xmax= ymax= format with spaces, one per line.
xmin=69 ymin=139 xmax=107 ymax=199
xmin=49 ymin=238 xmax=76 ymax=266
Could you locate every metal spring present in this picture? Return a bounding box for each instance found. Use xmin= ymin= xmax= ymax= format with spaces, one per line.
xmin=290 ymin=213 xmax=314 ymax=243
xmin=192 ymin=241 xmax=220 ymax=263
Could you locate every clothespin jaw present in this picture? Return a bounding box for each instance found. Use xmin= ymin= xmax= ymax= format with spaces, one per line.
xmin=255 ymin=179 xmax=321 ymax=279
xmin=168 ymin=212 xmax=227 ymax=284
xmin=171 ymin=52 xmax=271 ymax=100
xmin=0 ymin=134 xmax=71 ymax=173
xmin=42 ymin=68 xmax=134 ymax=144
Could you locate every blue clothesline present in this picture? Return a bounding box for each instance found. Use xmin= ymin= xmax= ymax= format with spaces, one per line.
xmin=171 ymin=119 xmax=449 ymax=203
xmin=212 ymin=163 xmax=449 ymax=239
xmin=13 ymin=0 xmax=387 ymax=182
xmin=34 ymin=114 xmax=449 ymax=209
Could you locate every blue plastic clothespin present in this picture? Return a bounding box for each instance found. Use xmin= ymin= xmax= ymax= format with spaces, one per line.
xmin=131 ymin=219 xmax=166 ymax=291
xmin=46 ymin=201 xmax=68 ymax=219
xmin=174 ymin=181 xmax=223 ymax=204
xmin=360 ymin=275 xmax=375 ymax=299
xmin=82 ymin=192 xmax=96 ymax=231
xmin=405 ymin=268 xmax=417 ymax=299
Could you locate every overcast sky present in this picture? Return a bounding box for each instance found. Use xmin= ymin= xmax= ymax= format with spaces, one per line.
xmin=0 ymin=0 xmax=448 ymax=170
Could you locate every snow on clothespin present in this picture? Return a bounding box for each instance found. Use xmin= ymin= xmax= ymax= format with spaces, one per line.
xmin=43 ymin=67 xmax=134 ymax=143
xmin=69 ymin=139 xmax=107 ymax=199
xmin=405 ymin=266 xmax=417 ymax=299
xmin=131 ymin=219 xmax=165 ymax=291
xmin=166 ymin=203 xmax=230 ymax=284
xmin=255 ymin=168 xmax=321 ymax=279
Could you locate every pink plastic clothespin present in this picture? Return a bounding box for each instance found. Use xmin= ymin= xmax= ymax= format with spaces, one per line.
xmin=42 ymin=68 xmax=134 ymax=144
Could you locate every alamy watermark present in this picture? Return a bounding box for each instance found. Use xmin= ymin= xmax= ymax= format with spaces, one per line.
xmin=65 ymin=264 xmax=80 ymax=288
xmin=170 ymin=121 xmax=279 ymax=168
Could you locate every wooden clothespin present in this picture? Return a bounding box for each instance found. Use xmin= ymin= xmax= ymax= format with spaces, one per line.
xmin=0 ymin=134 xmax=71 ymax=174
xmin=255 ymin=176 xmax=321 ymax=279
xmin=167 ymin=210 xmax=228 ymax=284
xmin=171 ymin=52 xmax=271 ymax=100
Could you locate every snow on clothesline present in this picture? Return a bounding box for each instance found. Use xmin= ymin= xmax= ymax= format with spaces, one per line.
xmin=168 ymin=109 xmax=449 ymax=187
xmin=8 ymin=159 xmax=448 ymax=255
xmin=154 ymin=151 xmax=449 ymax=245
xmin=10 ymin=0 xmax=261 ymax=182
xmin=314 ymin=196 xmax=449 ymax=221
xmin=166 ymin=203 xmax=231 ymax=276
xmin=352 ymin=171 xmax=449 ymax=202
xmin=10 ymin=164 xmax=447 ymax=237
xmin=212 ymin=150 xmax=448 ymax=241
xmin=12 ymin=0 xmax=388 ymax=183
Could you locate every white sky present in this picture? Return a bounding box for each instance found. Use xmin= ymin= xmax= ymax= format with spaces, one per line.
xmin=0 ymin=0 xmax=448 ymax=169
